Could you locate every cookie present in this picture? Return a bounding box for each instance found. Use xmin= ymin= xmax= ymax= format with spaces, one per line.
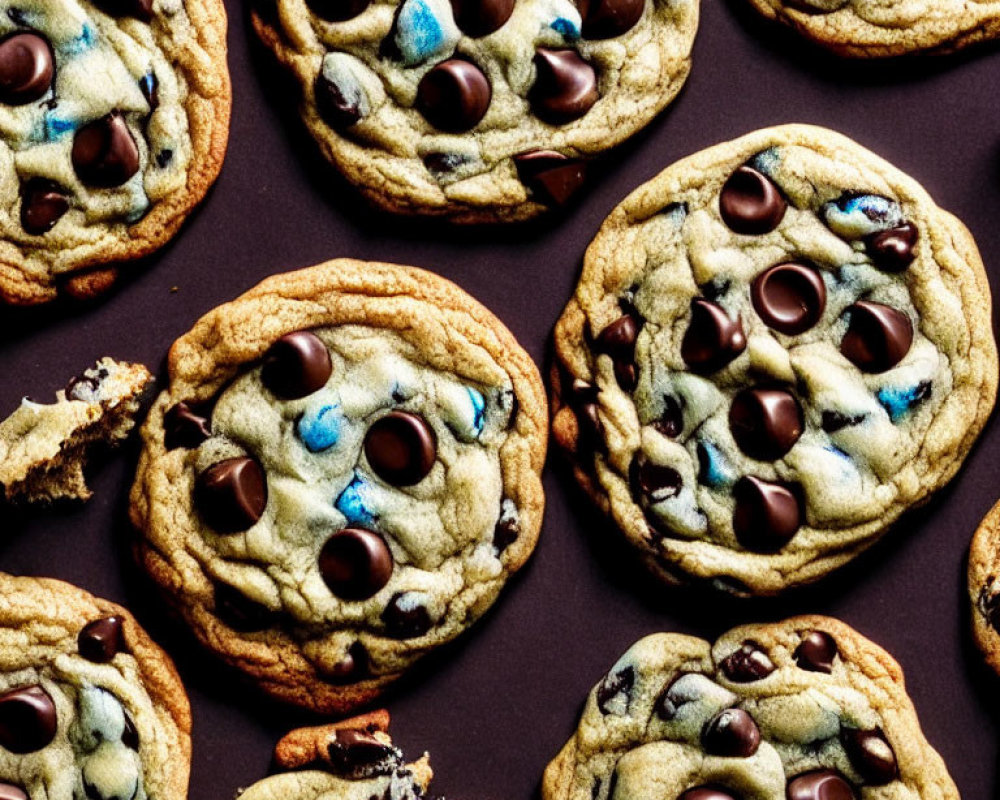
xmin=551 ymin=124 xmax=997 ymax=596
xmin=239 ymin=711 xmax=433 ymax=800
xmin=0 ymin=572 xmax=191 ymax=800
xmin=0 ymin=357 xmax=153 ymax=504
xmin=250 ymin=0 xmax=698 ymax=222
xmin=130 ymin=259 xmax=547 ymax=712
xmin=543 ymin=616 xmax=958 ymax=800
xmin=0 ymin=0 xmax=230 ymax=306
xmin=742 ymin=0 xmax=1000 ymax=58
xmin=967 ymin=499 xmax=1000 ymax=677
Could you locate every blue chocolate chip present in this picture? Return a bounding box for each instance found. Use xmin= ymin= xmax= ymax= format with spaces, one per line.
xmin=697 ymin=441 xmax=732 ymax=489
xmin=44 ymin=115 xmax=75 ymax=141
xmin=394 ymin=0 xmax=459 ymax=65
xmin=877 ymin=381 xmax=931 ymax=423
xmin=297 ymin=403 xmax=341 ymax=452
xmin=468 ymin=387 xmax=485 ymax=437
xmin=335 ymin=476 xmax=377 ymax=526
xmin=550 ymin=16 xmax=580 ymax=39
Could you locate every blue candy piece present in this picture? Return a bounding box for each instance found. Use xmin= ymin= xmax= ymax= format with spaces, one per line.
xmin=877 ymin=381 xmax=931 ymax=423
xmin=550 ymin=16 xmax=580 ymax=39
xmin=696 ymin=441 xmax=732 ymax=489
xmin=467 ymin=387 xmax=485 ymax=437
xmin=821 ymin=193 xmax=903 ymax=239
xmin=335 ymin=476 xmax=377 ymax=526
xmin=44 ymin=115 xmax=75 ymax=141
xmin=297 ymin=403 xmax=341 ymax=452
xmin=394 ymin=0 xmax=460 ymax=66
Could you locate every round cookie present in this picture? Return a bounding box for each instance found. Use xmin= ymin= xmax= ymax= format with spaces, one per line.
xmin=0 ymin=0 xmax=230 ymax=305
xmin=742 ymin=0 xmax=1000 ymax=58
xmin=0 ymin=573 xmax=190 ymax=800
xmin=130 ymin=259 xmax=547 ymax=713
xmin=551 ymin=124 xmax=997 ymax=596
xmin=967 ymin=499 xmax=1000 ymax=677
xmin=543 ymin=617 xmax=958 ymax=800
xmin=250 ymin=0 xmax=698 ymax=222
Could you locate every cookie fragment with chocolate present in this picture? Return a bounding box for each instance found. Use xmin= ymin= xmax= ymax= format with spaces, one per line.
xmin=0 ymin=358 xmax=153 ymax=504
xmin=551 ymin=124 xmax=997 ymax=595
xmin=966 ymin=500 xmax=1000 ymax=678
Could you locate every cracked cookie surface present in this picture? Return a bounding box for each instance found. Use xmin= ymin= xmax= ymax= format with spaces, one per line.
xmin=552 ymin=124 xmax=997 ymax=595
xmin=0 ymin=0 xmax=230 ymax=305
xmin=251 ymin=0 xmax=697 ymax=222
xmin=130 ymin=259 xmax=547 ymax=713
xmin=543 ymin=617 xmax=958 ymax=800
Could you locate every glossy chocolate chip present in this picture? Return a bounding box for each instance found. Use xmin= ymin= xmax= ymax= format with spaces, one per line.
xmin=787 ymin=770 xmax=855 ymax=800
xmin=794 ymin=630 xmax=838 ymax=673
xmin=328 ymin=728 xmax=397 ymax=775
xmin=307 ymin=0 xmax=371 ymax=19
xmin=214 ymin=583 xmax=278 ymax=632
xmin=840 ymin=301 xmax=913 ymax=373
xmin=577 ymin=0 xmax=644 ymax=38
xmin=315 ymin=72 xmax=363 ymax=129
xmin=416 ymin=59 xmax=491 ymax=132
xmin=20 ymin=178 xmax=69 ymax=235
xmin=596 ymin=315 xmax=640 ymax=391
xmin=702 ymin=708 xmax=760 ymax=757
xmin=320 ymin=528 xmax=393 ymax=600
xmin=0 ymin=784 xmax=27 ymax=800
xmin=729 ymin=387 xmax=802 ymax=461
xmin=449 ymin=0 xmax=514 ymax=36
xmin=261 ymin=331 xmax=333 ymax=399
xmin=78 ymin=616 xmax=125 ymax=663
xmin=514 ymin=150 xmax=586 ymax=206
xmin=719 ymin=166 xmax=786 ymax=234
xmin=0 ymin=32 xmax=53 ymax=105
xmin=751 ymin=262 xmax=826 ymax=335
xmin=529 ymin=48 xmax=598 ymax=124
xmin=841 ymin=728 xmax=897 ymax=785
xmin=732 ymin=476 xmax=802 ymax=552
xmin=494 ymin=514 xmax=519 ymax=552
xmin=164 ymin=401 xmax=212 ymax=450
xmin=382 ymin=594 xmax=432 ymax=638
xmin=630 ymin=454 xmax=682 ymax=501
xmin=678 ymin=789 xmax=740 ymax=800
xmin=72 ymin=113 xmax=140 ymax=188
xmin=121 ymin=713 xmax=140 ymax=750
xmin=865 ymin=222 xmax=917 ymax=272
xmin=324 ymin=642 xmax=369 ymax=683
xmin=681 ymin=299 xmax=746 ymax=373
xmin=195 ymin=457 xmax=268 ymax=533
xmin=653 ymin=396 xmax=684 ymax=438
xmin=596 ymin=666 xmax=634 ymax=714
xmin=364 ymin=411 xmax=437 ymax=486
xmin=0 ymin=686 xmax=57 ymax=754
xmin=720 ymin=640 xmax=775 ymax=681
xmin=92 ymin=0 xmax=153 ymax=19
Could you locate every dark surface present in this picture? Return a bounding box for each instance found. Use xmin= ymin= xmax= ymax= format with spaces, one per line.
xmin=1 ymin=0 xmax=1000 ymax=796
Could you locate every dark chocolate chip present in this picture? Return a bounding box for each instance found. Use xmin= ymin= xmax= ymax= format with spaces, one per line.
xmin=324 ymin=642 xmax=369 ymax=683
xmin=416 ymin=59 xmax=491 ymax=132
xmin=596 ymin=665 xmax=634 ymax=714
xmin=865 ymin=223 xmax=917 ymax=273
xmin=92 ymin=0 xmax=153 ymax=20
xmin=72 ymin=113 xmax=140 ymax=188
xmin=382 ymin=593 xmax=432 ymax=638
xmin=315 ymin=71 xmax=363 ymax=129
xmin=449 ymin=0 xmax=514 ymax=36
xmin=840 ymin=301 xmax=913 ymax=373
xmin=121 ymin=713 xmax=140 ymax=750
xmin=78 ymin=616 xmax=125 ymax=663
xmin=719 ymin=165 xmax=786 ymax=235
xmin=840 ymin=728 xmax=897 ymax=785
xmin=327 ymin=728 xmax=398 ymax=776
xmin=751 ymin=262 xmax=827 ymax=336
xmin=138 ymin=71 xmax=158 ymax=110
xmin=20 ymin=178 xmax=69 ymax=235
xmin=677 ymin=788 xmax=740 ymax=800
xmin=787 ymin=770 xmax=855 ymax=800
xmin=654 ymin=673 xmax=693 ymax=720
xmin=732 ymin=476 xmax=802 ymax=552
xmin=614 ymin=361 xmax=637 ymax=391
xmin=0 ymin=686 xmax=57 ymax=754
xmin=794 ymin=630 xmax=838 ymax=673
xmin=319 ymin=528 xmax=393 ymax=600
xmin=0 ymin=32 xmax=53 ymax=105
xmin=821 ymin=411 xmax=866 ymax=433
xmin=681 ymin=299 xmax=746 ymax=373
xmin=577 ymin=0 xmax=644 ymax=38
xmin=7 ymin=9 xmax=26 ymax=25
xmin=364 ymin=411 xmax=437 ymax=486
xmin=195 ymin=457 xmax=268 ymax=533
xmin=493 ymin=514 xmax=519 ymax=552
xmin=596 ymin=315 xmax=640 ymax=391
xmin=719 ymin=640 xmax=775 ymax=682
xmin=261 ymin=331 xmax=333 ymax=399
xmin=164 ymin=401 xmax=212 ymax=450
xmin=306 ymin=0 xmax=371 ymax=20
xmin=214 ymin=582 xmax=278 ymax=632
xmin=728 ymin=387 xmax=802 ymax=461
xmin=702 ymin=708 xmax=760 ymax=757
xmin=514 ymin=150 xmax=586 ymax=206
xmin=65 ymin=373 xmax=99 ymax=401
xmin=653 ymin=396 xmax=684 ymax=438
xmin=0 ymin=784 xmax=27 ymax=800
xmin=529 ymin=48 xmax=598 ymax=124
xmin=155 ymin=149 xmax=173 ymax=168
xmin=630 ymin=454 xmax=682 ymax=501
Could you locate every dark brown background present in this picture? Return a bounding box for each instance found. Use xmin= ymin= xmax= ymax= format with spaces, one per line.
xmin=2 ymin=0 xmax=999 ymax=796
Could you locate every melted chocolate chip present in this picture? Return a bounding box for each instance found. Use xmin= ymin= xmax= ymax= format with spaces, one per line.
xmin=324 ymin=642 xmax=369 ymax=683
xmin=0 ymin=686 xmax=57 ymax=754
xmin=0 ymin=784 xmax=27 ymax=800
xmin=164 ymin=401 xmax=212 ymax=450
xmin=596 ymin=666 xmax=634 ymax=714
xmin=840 ymin=301 xmax=913 ymax=373
xmin=751 ymin=262 xmax=827 ymax=336
xmin=529 ymin=48 xmax=598 ymax=124
xmin=307 ymin=0 xmax=371 ymax=19
xmin=449 ymin=0 xmax=514 ymax=35
xmin=319 ymin=528 xmax=393 ymax=600
xmin=416 ymin=59 xmax=491 ymax=132
xmin=514 ymin=150 xmax=586 ymax=206
xmin=729 ymin=387 xmax=802 ymax=461
xmin=702 ymin=708 xmax=760 ymax=757
xmin=654 ymin=396 xmax=684 ymax=438
xmin=577 ymin=0 xmax=644 ymax=38
xmin=732 ymin=476 xmax=802 ymax=553
xmin=261 ymin=331 xmax=333 ymax=399
xmin=654 ymin=673 xmax=693 ymax=720
xmin=92 ymin=0 xmax=153 ymax=19
xmin=195 ymin=457 xmax=268 ymax=533
xmin=78 ymin=616 xmax=125 ymax=663
xmin=214 ymin=582 xmax=279 ymax=632
xmin=821 ymin=411 xmax=866 ymax=433
xmin=382 ymin=594 xmax=432 ymax=638
xmin=630 ymin=454 xmax=682 ymax=501
xmin=0 ymin=32 xmax=53 ymax=105
xmin=596 ymin=315 xmax=640 ymax=391
xmin=364 ymin=411 xmax=437 ymax=486
xmin=865 ymin=223 xmax=917 ymax=272
xmin=841 ymin=728 xmax=898 ymax=785
xmin=315 ymin=71 xmax=363 ymax=129
xmin=678 ymin=789 xmax=740 ymax=800
xmin=121 ymin=713 xmax=140 ymax=750
xmin=787 ymin=770 xmax=855 ymax=800
xmin=72 ymin=113 xmax=140 ymax=188
xmin=20 ymin=179 xmax=69 ymax=235
xmin=493 ymin=515 xmax=519 ymax=552
xmin=794 ymin=630 xmax=838 ymax=673
xmin=720 ymin=640 xmax=775 ymax=682
xmin=719 ymin=165 xmax=786 ymax=235
xmin=681 ymin=299 xmax=746 ymax=373
xmin=328 ymin=728 xmax=397 ymax=775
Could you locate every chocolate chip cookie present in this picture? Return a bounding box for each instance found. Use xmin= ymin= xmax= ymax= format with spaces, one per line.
xmin=130 ymin=259 xmax=547 ymax=712
xmin=0 ymin=0 xmax=230 ymax=305
xmin=967 ymin=499 xmax=1000 ymax=677
xmin=0 ymin=573 xmax=190 ymax=800
xmin=544 ymin=617 xmax=958 ymax=800
xmin=552 ymin=124 xmax=997 ymax=595
xmin=251 ymin=0 xmax=698 ymax=222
